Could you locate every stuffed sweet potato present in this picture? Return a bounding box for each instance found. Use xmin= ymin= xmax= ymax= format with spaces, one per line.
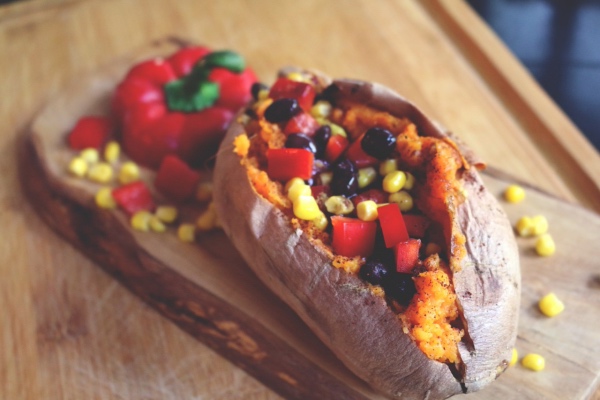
xmin=213 ymin=70 xmax=520 ymax=399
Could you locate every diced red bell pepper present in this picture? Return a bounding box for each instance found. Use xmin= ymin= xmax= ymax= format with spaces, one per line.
xmin=377 ymin=203 xmax=409 ymax=248
xmin=112 ymin=181 xmax=156 ymax=216
xmin=68 ymin=116 xmax=112 ymax=150
xmin=269 ymin=78 xmax=316 ymax=112
xmin=403 ymin=214 xmax=431 ymax=239
xmin=283 ymin=112 xmax=320 ymax=136
xmin=266 ymin=148 xmax=314 ymax=181
xmin=351 ymin=189 xmax=388 ymax=208
xmin=154 ymin=155 xmax=202 ymax=202
xmin=394 ymin=239 xmax=421 ymax=273
xmin=324 ymin=135 xmax=349 ymax=162
xmin=331 ymin=216 xmax=377 ymax=258
xmin=310 ymin=185 xmax=330 ymax=199
xmin=345 ymin=134 xmax=378 ymax=168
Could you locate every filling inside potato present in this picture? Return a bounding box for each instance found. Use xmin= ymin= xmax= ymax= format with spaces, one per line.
xmin=232 ymin=74 xmax=470 ymax=364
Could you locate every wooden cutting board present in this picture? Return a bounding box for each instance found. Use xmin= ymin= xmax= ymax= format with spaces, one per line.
xmin=3 ymin=0 xmax=600 ymax=399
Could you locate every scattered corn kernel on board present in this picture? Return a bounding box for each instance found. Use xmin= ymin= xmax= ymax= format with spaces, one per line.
xmin=5 ymin=0 xmax=600 ymax=399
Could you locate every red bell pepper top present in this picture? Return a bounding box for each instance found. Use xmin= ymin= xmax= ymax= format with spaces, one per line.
xmin=154 ymin=155 xmax=202 ymax=202
xmin=267 ymin=148 xmax=314 ymax=181
xmin=268 ymin=78 xmax=316 ymax=112
xmin=377 ymin=203 xmax=409 ymax=248
xmin=68 ymin=116 xmax=112 ymax=150
xmin=331 ymin=216 xmax=377 ymax=258
xmin=403 ymin=214 xmax=431 ymax=239
xmin=324 ymin=135 xmax=349 ymax=162
xmin=394 ymin=239 xmax=422 ymax=273
xmin=112 ymin=181 xmax=156 ymax=216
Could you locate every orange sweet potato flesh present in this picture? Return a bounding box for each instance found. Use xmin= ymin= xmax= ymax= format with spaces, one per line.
xmin=213 ymin=72 xmax=520 ymax=399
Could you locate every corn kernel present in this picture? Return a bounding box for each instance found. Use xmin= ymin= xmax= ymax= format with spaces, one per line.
xmin=327 ymin=122 xmax=347 ymax=138
xmin=118 ymin=161 xmax=140 ymax=185
xmin=515 ymin=216 xmax=535 ymax=237
xmin=80 ymin=148 xmax=99 ymax=164
xmin=531 ymin=215 xmax=549 ymax=235
xmin=312 ymin=212 xmax=329 ymax=231
xmin=196 ymin=182 xmax=213 ymax=202
xmin=255 ymin=98 xmax=273 ymax=117
xmin=383 ymin=171 xmax=406 ymax=193
xmin=155 ymin=205 xmax=178 ymax=223
xmin=286 ymin=71 xmax=310 ymax=83
xmin=68 ymin=157 xmax=88 ymax=178
xmin=539 ymin=292 xmax=564 ymax=317
xmin=285 ymin=177 xmax=306 ymax=193
xmin=310 ymin=100 xmax=332 ymax=119
xmin=389 ymin=190 xmax=413 ymax=211
xmin=287 ymin=182 xmax=311 ymax=203
xmin=535 ymin=233 xmax=556 ymax=256
xmin=88 ymin=162 xmax=113 ymax=183
xmin=510 ymin=348 xmax=518 ymax=367
xmin=357 ymin=167 xmax=377 ymax=189
xmin=425 ymin=243 xmax=442 ymax=256
xmin=504 ymin=184 xmax=525 ymax=203
xmin=379 ymin=159 xmax=398 ymax=176
xmin=104 ymin=141 xmax=120 ymax=163
xmin=95 ymin=187 xmax=116 ymax=209
xmin=522 ymin=353 xmax=545 ymax=371
xmin=257 ymin=89 xmax=269 ymax=101
xmin=149 ymin=216 xmax=166 ymax=233
xmin=196 ymin=208 xmax=217 ymax=231
xmin=319 ymin=171 xmax=333 ymax=186
xmin=131 ymin=210 xmax=152 ymax=232
xmin=293 ymin=195 xmax=321 ymax=220
xmin=324 ymin=196 xmax=354 ymax=215
xmin=177 ymin=223 xmax=196 ymax=242
xmin=357 ymin=200 xmax=378 ymax=222
xmin=404 ymin=172 xmax=416 ymax=190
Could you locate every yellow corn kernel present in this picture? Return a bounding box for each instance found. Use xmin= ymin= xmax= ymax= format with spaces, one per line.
xmin=515 ymin=216 xmax=535 ymax=237
xmin=531 ymin=215 xmax=549 ymax=235
xmin=310 ymin=100 xmax=332 ymax=119
xmin=285 ymin=177 xmax=306 ymax=193
xmin=358 ymin=167 xmax=377 ymax=189
xmin=324 ymin=196 xmax=354 ymax=215
xmin=118 ymin=161 xmax=140 ymax=185
xmin=319 ymin=171 xmax=333 ymax=186
xmin=80 ymin=148 xmax=99 ymax=164
xmin=379 ymin=159 xmax=398 ymax=176
xmin=149 ymin=216 xmax=166 ymax=233
xmin=293 ymin=195 xmax=321 ymax=220
xmin=88 ymin=162 xmax=113 ymax=183
xmin=389 ymin=190 xmax=413 ymax=212
xmin=177 ymin=223 xmax=196 ymax=242
xmin=357 ymin=200 xmax=378 ymax=222
xmin=95 ymin=187 xmax=116 ymax=209
xmin=257 ymin=88 xmax=269 ymax=101
xmin=382 ymin=171 xmax=406 ymax=193
xmin=131 ymin=210 xmax=152 ymax=232
xmin=196 ymin=208 xmax=217 ymax=231
xmin=155 ymin=205 xmax=178 ymax=223
xmin=522 ymin=354 xmax=545 ymax=371
xmin=312 ymin=212 xmax=329 ymax=231
xmin=255 ymin=98 xmax=273 ymax=118
xmin=68 ymin=157 xmax=88 ymax=178
xmin=535 ymin=233 xmax=556 ymax=256
xmin=404 ymin=172 xmax=416 ymax=190
xmin=539 ymin=292 xmax=564 ymax=317
xmin=504 ymin=184 xmax=525 ymax=203
xmin=327 ymin=122 xmax=347 ymax=138
xmin=510 ymin=348 xmax=518 ymax=367
xmin=286 ymin=71 xmax=311 ymax=83
xmin=196 ymin=182 xmax=213 ymax=202
xmin=104 ymin=141 xmax=121 ymax=163
xmin=425 ymin=243 xmax=442 ymax=256
xmin=287 ymin=182 xmax=311 ymax=203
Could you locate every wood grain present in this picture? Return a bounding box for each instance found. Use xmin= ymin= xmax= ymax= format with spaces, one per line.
xmin=2 ymin=0 xmax=600 ymax=399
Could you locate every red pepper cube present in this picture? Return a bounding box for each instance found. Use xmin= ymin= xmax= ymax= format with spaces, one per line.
xmin=324 ymin=135 xmax=349 ymax=163
xmin=112 ymin=181 xmax=156 ymax=216
xmin=345 ymin=134 xmax=378 ymax=168
xmin=67 ymin=116 xmax=112 ymax=150
xmin=377 ymin=203 xmax=409 ymax=248
xmin=403 ymin=214 xmax=431 ymax=239
xmin=284 ymin=112 xmax=320 ymax=136
xmin=269 ymin=78 xmax=316 ymax=112
xmin=154 ymin=155 xmax=202 ymax=202
xmin=351 ymin=189 xmax=388 ymax=208
xmin=331 ymin=216 xmax=377 ymax=258
xmin=266 ymin=148 xmax=314 ymax=181
xmin=394 ymin=239 xmax=422 ymax=273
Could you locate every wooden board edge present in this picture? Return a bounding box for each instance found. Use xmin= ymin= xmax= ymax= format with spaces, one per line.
xmin=419 ymin=0 xmax=600 ymax=213
xmin=17 ymin=126 xmax=372 ymax=400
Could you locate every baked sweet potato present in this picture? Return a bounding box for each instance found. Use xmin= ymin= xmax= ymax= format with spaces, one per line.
xmin=213 ymin=70 xmax=520 ymax=399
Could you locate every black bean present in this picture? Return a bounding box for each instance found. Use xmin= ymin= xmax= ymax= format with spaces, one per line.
xmin=359 ymin=260 xmax=391 ymax=286
xmin=264 ymin=98 xmax=301 ymax=123
xmin=285 ymin=134 xmax=317 ymax=154
xmin=250 ymin=82 xmax=268 ymax=101
xmin=330 ymin=159 xmax=358 ymax=196
xmin=361 ymin=127 xmax=396 ymax=159
xmin=313 ymin=125 xmax=332 ymax=158
xmin=383 ymin=273 xmax=416 ymax=306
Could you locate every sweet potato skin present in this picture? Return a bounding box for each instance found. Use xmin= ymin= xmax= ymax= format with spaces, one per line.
xmin=213 ymin=76 xmax=520 ymax=399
